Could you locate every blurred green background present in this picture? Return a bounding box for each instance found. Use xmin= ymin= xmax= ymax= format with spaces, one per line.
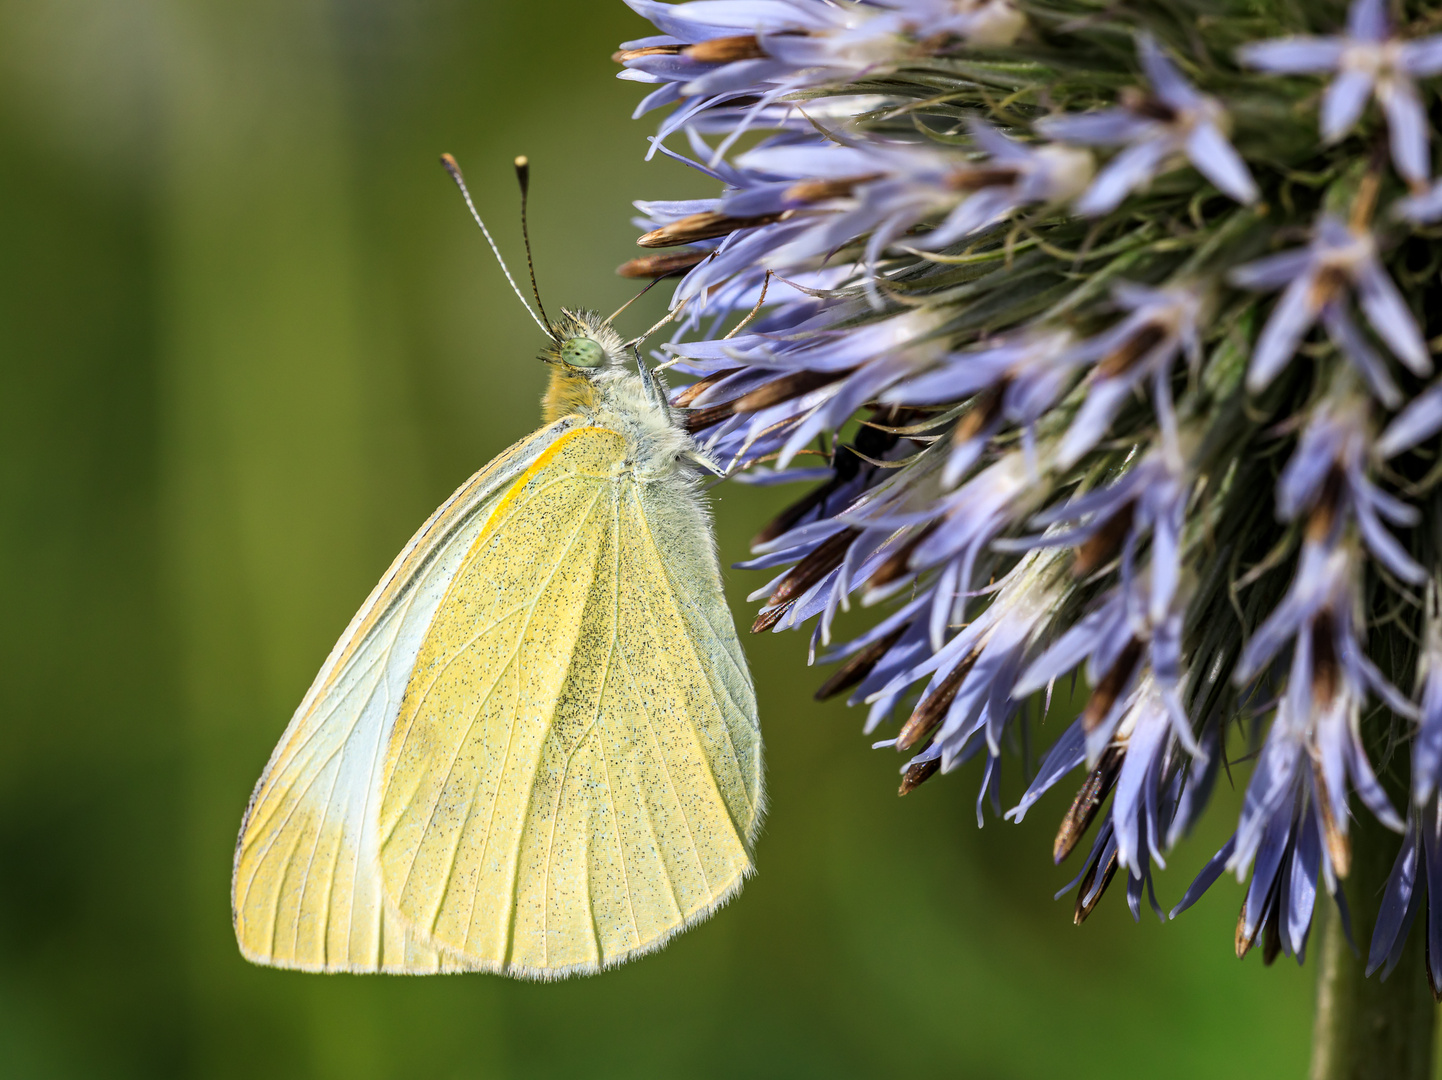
xmin=0 ymin=0 xmax=1326 ymax=1076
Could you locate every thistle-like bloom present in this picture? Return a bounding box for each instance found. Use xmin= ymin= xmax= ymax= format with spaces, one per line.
xmin=1238 ymin=0 xmax=1442 ymax=186
xmin=1173 ymin=705 xmax=1346 ymax=964
xmin=882 ymin=327 xmax=1078 ymax=485
xmin=1053 ymin=282 xmax=1205 ymax=469
xmin=1229 ymin=214 xmax=1432 ymax=406
xmin=1277 ymin=394 xmax=1423 ymax=584
xmin=875 ymin=553 xmax=1060 ymax=819
xmin=615 ymin=0 xmax=1442 ymax=961
xmin=1038 ymin=35 xmax=1256 ymax=215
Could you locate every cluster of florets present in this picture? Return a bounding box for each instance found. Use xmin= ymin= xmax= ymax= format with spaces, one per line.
xmin=615 ymin=0 xmax=1442 ymax=982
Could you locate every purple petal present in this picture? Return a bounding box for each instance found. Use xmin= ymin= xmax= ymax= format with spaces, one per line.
xmin=1056 ymin=378 xmax=1136 ymax=467
xmin=628 ymin=0 xmax=816 ymax=38
xmin=1036 ymin=110 xmax=1153 ymax=146
xmin=1238 ymin=37 xmax=1346 ymax=73
xmin=1171 ymin=836 xmax=1237 ymax=917
xmin=1075 ymin=137 xmax=1173 ymax=216
xmin=1367 ymin=818 xmax=1420 ymax=976
xmin=1322 ymin=304 xmax=1402 ymax=408
xmin=1355 ymin=259 xmax=1432 ymax=375
xmin=1348 ymin=0 xmax=1391 ymax=42
xmin=1246 ymin=273 xmax=1321 ymax=391
xmin=1138 ymin=33 xmax=1199 ymax=110
xmin=1379 ymin=78 xmax=1431 ymax=185
xmin=1229 ymin=248 xmax=1315 ymax=291
xmin=1007 ymin=719 xmax=1086 ymax=822
xmin=1400 ymin=36 xmax=1442 ymax=77
xmin=1394 ymin=180 xmax=1442 ymax=224
xmin=1186 ymin=122 xmax=1258 ymax=204
xmin=1288 ymin=812 xmax=1321 ymax=956
xmin=1355 ymin=498 xmax=1425 ymax=583
xmin=1347 ymin=728 xmax=1406 ymax=830
xmin=1376 ymin=380 xmax=1442 ymax=457
xmin=1320 ymin=68 xmax=1374 ymax=142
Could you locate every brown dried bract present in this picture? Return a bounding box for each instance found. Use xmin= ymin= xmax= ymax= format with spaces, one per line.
xmin=1054 ymin=745 xmax=1123 ymax=863
xmin=868 ymin=522 xmax=940 ymax=590
xmin=1081 ymin=638 xmax=1143 ymax=733
xmin=1073 ymin=501 xmax=1135 ymax=578
xmin=896 ymin=651 xmax=979 ymax=753
xmin=734 ymin=368 xmax=844 ymax=413
xmin=785 ymin=175 xmax=882 ymax=203
xmin=766 ymin=527 xmax=860 ymax=608
xmin=612 ymin=44 xmax=684 ymax=62
xmin=685 ymin=34 xmax=769 ymax=62
xmin=1096 ymin=321 xmax=1168 ymax=378
xmin=751 ymin=604 xmax=789 ymax=634
xmin=638 ymin=209 xmax=789 ymax=248
xmin=1073 ymin=849 xmax=1119 ymax=924
xmin=616 ymin=249 xmax=709 ymax=280
xmin=672 ymin=368 xmax=741 ymax=408
xmin=814 ymin=625 xmax=908 ymax=701
xmin=1119 ymin=88 xmax=1178 ymax=124
xmin=899 ymin=757 xmax=941 ymax=795
xmin=946 ymin=166 xmax=1024 ymax=192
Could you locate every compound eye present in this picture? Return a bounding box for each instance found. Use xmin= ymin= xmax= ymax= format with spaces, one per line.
xmin=559 ymin=337 xmax=606 ymax=369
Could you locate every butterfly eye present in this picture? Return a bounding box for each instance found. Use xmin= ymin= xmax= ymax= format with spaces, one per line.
xmin=559 ymin=336 xmax=606 ymax=369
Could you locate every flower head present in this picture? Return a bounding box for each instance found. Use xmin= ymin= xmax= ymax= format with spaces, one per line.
xmin=1039 ymin=35 xmax=1256 ymax=215
xmin=1239 ymin=0 xmax=1442 ymax=186
xmin=616 ymin=0 xmax=1442 ymax=958
xmin=1229 ymin=214 xmax=1431 ymax=405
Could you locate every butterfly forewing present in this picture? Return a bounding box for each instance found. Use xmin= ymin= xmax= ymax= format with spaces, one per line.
xmin=231 ymin=421 xmax=576 ymax=972
xmin=377 ymin=425 xmax=761 ymax=977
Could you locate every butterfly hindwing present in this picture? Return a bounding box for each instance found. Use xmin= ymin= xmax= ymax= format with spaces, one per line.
xmin=377 ymin=424 xmax=762 ymax=977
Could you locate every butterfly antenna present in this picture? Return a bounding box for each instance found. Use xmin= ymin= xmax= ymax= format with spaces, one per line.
xmin=512 ymin=155 xmax=554 ymax=332
xmin=440 ymin=153 xmax=554 ymax=339
xmin=623 ymin=291 xmax=693 ymax=349
xmin=605 ymin=276 xmax=665 ymax=326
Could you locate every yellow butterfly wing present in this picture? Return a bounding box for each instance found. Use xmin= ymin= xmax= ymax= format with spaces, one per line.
xmin=377 ymin=424 xmax=763 ymax=977
xmin=231 ymin=419 xmax=581 ymax=972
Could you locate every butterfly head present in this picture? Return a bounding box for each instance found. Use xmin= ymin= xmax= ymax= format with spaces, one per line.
xmin=541 ymin=309 xmax=628 ymax=373
xmin=539 ymin=310 xmax=633 ymax=422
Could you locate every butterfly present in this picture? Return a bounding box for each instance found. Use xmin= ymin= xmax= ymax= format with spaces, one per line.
xmin=231 ymin=155 xmax=763 ymax=979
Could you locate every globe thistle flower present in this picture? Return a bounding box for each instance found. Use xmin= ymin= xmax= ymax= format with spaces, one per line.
xmin=611 ymin=0 xmax=1442 ymax=1026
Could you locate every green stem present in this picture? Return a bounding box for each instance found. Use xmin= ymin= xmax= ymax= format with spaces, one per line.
xmin=1309 ymin=810 xmax=1435 ymax=1080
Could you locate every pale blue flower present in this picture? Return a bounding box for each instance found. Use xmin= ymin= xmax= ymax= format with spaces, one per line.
xmin=1038 ymin=34 xmax=1256 ymax=215
xmin=1054 ymin=282 xmax=1205 ymax=469
xmin=1238 ymin=0 xmax=1442 ymax=186
xmin=1229 ymin=214 xmax=1432 ymax=405
xmin=1173 ymin=714 xmax=1346 ymax=964
xmin=1276 ymin=395 xmax=1423 ymax=583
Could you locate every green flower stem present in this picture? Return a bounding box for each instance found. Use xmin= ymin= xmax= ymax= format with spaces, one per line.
xmin=1310 ymin=808 xmax=1435 ymax=1080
